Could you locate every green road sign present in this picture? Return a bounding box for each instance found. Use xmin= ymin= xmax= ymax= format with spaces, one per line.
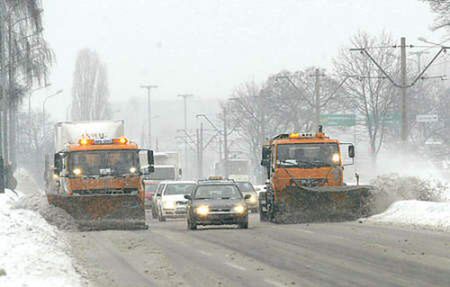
xmin=368 ymin=112 xmax=401 ymax=126
xmin=320 ymin=114 xmax=356 ymax=127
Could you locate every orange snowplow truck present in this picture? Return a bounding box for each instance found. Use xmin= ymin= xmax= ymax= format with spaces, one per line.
xmin=259 ymin=127 xmax=372 ymax=223
xmin=46 ymin=121 xmax=154 ymax=230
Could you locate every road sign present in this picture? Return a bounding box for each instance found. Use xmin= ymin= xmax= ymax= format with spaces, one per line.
xmin=320 ymin=114 xmax=356 ymax=127
xmin=368 ymin=112 xmax=401 ymax=127
xmin=416 ymin=114 xmax=438 ymax=123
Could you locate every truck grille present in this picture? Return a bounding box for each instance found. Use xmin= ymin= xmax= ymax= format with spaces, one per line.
xmin=72 ymin=188 xmax=139 ymax=195
xmin=291 ymin=178 xmax=328 ymax=187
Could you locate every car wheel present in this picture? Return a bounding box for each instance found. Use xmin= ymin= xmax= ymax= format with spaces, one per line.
xmin=239 ymin=221 xmax=248 ymax=229
xmin=158 ymin=210 xmax=166 ymax=222
xmin=188 ymin=218 xmax=197 ymax=230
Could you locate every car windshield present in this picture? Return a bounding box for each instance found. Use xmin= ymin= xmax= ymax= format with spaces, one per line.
xmin=236 ymin=182 xmax=255 ymax=193
xmin=277 ymin=143 xmax=339 ymax=168
xmin=69 ymin=150 xmax=139 ymax=176
xmin=164 ymin=184 xmax=196 ymax=195
xmin=194 ymin=185 xmax=242 ymax=199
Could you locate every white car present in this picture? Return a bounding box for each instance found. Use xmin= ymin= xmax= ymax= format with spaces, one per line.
xmin=156 ymin=181 xmax=197 ymax=221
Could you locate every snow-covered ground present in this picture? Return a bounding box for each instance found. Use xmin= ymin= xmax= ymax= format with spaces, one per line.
xmin=368 ymin=200 xmax=450 ymax=232
xmin=0 ymin=189 xmax=82 ymax=287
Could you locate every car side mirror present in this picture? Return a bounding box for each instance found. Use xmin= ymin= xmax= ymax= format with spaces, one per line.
xmin=184 ymin=194 xmax=192 ymax=200
xmin=179 ymin=168 xmax=182 ymax=176
xmin=348 ymin=145 xmax=355 ymax=158
xmin=244 ymin=194 xmax=251 ymax=200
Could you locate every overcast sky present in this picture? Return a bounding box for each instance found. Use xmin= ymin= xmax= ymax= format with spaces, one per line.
xmin=35 ymin=0 xmax=443 ymax=121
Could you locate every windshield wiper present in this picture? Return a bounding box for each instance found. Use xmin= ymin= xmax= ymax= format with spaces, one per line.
xmin=221 ymin=197 xmax=231 ymax=199
xmin=279 ymin=160 xmax=320 ymax=168
xmin=195 ymin=197 xmax=210 ymax=200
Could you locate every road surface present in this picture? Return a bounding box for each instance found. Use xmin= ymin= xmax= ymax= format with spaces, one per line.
xmin=67 ymin=212 xmax=450 ymax=287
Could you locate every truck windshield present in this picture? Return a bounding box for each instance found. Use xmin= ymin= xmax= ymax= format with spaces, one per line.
xmin=277 ymin=143 xmax=339 ymax=168
xmin=149 ymin=167 xmax=176 ymax=180
xmin=69 ymin=150 xmax=139 ymax=176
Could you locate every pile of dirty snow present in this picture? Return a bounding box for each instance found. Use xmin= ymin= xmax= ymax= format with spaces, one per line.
xmin=368 ymin=200 xmax=450 ymax=232
xmin=0 ymin=189 xmax=82 ymax=287
xmin=370 ymin=173 xmax=449 ymax=202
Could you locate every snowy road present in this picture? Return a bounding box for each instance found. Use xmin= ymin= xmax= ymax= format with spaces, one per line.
xmin=68 ymin=213 xmax=450 ymax=287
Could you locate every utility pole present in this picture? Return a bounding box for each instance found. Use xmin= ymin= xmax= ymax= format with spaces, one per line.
xmin=314 ymin=68 xmax=321 ymax=129
xmin=223 ymin=106 xmax=229 ymax=179
xmin=0 ymin=15 xmax=5 ymax=160
xmin=410 ymin=51 xmax=429 ymax=73
xmin=350 ymin=37 xmax=448 ymax=144
xmin=400 ymin=37 xmax=407 ymax=142
xmin=140 ymin=85 xmax=158 ymax=149
xmin=178 ymin=94 xmax=193 ymax=178
xmin=196 ymin=122 xmax=204 ymax=179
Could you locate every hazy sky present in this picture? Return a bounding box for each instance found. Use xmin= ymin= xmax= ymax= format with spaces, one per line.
xmin=34 ymin=0 xmax=443 ymax=121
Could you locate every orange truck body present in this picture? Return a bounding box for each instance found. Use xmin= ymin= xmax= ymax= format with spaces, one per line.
xmin=259 ymin=131 xmax=371 ymax=223
xmin=46 ymin=121 xmax=152 ymax=230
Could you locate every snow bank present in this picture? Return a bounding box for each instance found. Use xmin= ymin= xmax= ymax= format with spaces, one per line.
xmin=368 ymin=200 xmax=450 ymax=232
xmin=0 ymin=189 xmax=82 ymax=287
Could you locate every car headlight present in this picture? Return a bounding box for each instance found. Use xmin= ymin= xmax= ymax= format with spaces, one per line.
xmin=196 ymin=205 xmax=209 ymax=216
xmin=233 ymin=204 xmax=246 ymax=214
xmin=163 ymin=200 xmax=176 ymax=209
xmin=73 ymin=168 xmax=82 ymax=176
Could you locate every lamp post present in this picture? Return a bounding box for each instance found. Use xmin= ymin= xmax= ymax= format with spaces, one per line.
xmin=140 ymin=85 xmax=158 ymax=148
xmin=42 ymin=89 xmax=63 ymax=137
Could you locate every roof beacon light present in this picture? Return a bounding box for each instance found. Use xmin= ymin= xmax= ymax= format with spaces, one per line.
xmin=118 ymin=136 xmax=128 ymax=144
xmin=289 ymin=133 xmax=301 ymax=139
xmin=79 ymin=138 xmax=92 ymax=145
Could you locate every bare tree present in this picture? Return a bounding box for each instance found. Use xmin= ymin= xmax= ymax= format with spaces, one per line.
xmin=71 ymin=49 xmax=111 ymax=121
xmin=16 ymin=109 xmax=54 ymax=184
xmin=422 ymin=0 xmax=450 ymax=31
xmin=334 ymin=31 xmax=399 ymax=163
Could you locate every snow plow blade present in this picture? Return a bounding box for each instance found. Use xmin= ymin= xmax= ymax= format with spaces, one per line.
xmin=47 ymin=194 xmax=147 ymax=231
xmin=272 ymin=185 xmax=374 ymax=223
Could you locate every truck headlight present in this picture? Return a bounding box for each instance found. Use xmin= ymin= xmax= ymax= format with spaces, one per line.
xmin=196 ymin=205 xmax=209 ymax=216
xmin=129 ymin=167 xmax=137 ymax=174
xmin=233 ymin=204 xmax=246 ymax=214
xmin=332 ymin=153 xmax=340 ymax=164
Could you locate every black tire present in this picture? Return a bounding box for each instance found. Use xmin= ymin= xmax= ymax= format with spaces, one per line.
xmin=187 ymin=218 xmax=197 ymax=230
xmin=259 ymin=209 xmax=268 ymax=222
xmin=151 ymin=206 xmax=158 ymax=219
xmin=158 ymin=210 xmax=166 ymax=222
xmin=239 ymin=221 xmax=248 ymax=229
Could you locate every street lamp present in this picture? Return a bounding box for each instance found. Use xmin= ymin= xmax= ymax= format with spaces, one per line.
xmin=42 ymin=89 xmax=63 ymax=136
